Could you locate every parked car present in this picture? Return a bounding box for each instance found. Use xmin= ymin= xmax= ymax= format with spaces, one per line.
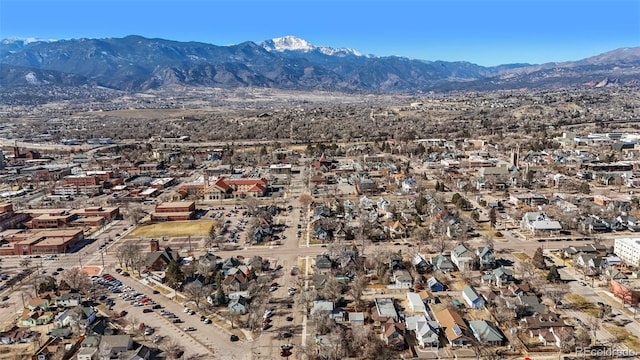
xmin=184 ymin=326 xmax=196 ymax=332
xmin=142 ymin=308 xmax=153 ymax=313
xmin=230 ymin=335 xmax=239 ymax=342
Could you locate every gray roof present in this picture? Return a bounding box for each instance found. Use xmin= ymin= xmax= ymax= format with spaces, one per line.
xmin=468 ymin=320 xmax=504 ymax=343
xmin=462 ymin=285 xmax=481 ymax=302
xmin=101 ymin=335 xmax=132 ymax=349
xmin=375 ymin=298 xmax=398 ymax=321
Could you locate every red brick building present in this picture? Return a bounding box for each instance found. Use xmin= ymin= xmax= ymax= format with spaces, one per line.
xmin=151 ymin=201 xmax=195 ymax=221
xmin=0 ymin=229 xmax=84 ymax=255
xmin=63 ymin=175 xmax=99 ymax=187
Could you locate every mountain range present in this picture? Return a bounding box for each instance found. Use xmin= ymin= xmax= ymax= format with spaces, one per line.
xmin=1 ymin=35 xmax=639 ymax=93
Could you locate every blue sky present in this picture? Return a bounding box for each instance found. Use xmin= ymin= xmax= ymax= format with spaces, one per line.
xmin=1 ymin=0 xmax=638 ymax=66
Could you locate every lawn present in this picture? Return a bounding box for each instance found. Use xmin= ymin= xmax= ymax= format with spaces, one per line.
xmin=513 ymin=252 xmax=530 ymax=261
xmin=604 ymin=325 xmax=640 ymax=353
xmin=127 ymin=220 xmax=215 ymax=238
xmin=565 ymin=293 xmax=600 ymax=317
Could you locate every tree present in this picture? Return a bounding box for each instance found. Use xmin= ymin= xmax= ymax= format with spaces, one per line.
xmin=60 ymin=268 xmax=91 ymax=292
xmin=204 ymin=220 xmax=223 ymax=249
xmin=348 ymin=273 xmax=368 ymax=312
xmin=546 ymin=283 xmax=569 ymax=309
xmin=532 ymin=247 xmax=547 ymax=269
xmin=579 ymin=181 xmax=591 ymax=194
xmin=165 ymin=260 xmax=184 ymax=289
xmin=243 ymin=196 xmax=260 ymax=215
xmin=412 ymin=226 xmax=431 ymax=253
xmin=299 ymin=193 xmax=313 ymax=210
xmin=546 ymin=265 xmax=561 ymax=283
xmin=489 ymin=207 xmax=497 ymax=229
xmin=183 ymin=283 xmax=212 ymax=310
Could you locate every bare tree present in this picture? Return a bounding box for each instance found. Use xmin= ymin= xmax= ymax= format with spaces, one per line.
xmin=348 ymin=273 xmax=368 ymax=312
xmin=412 ymin=226 xmax=431 ymax=253
xmin=183 ymin=283 xmax=213 ymax=310
xmin=60 ymin=268 xmax=91 ymax=292
xmin=160 ymin=338 xmax=184 ymax=359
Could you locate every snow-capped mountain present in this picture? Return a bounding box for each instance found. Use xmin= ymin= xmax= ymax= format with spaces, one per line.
xmin=1 ymin=37 xmax=57 ymax=45
xmin=0 ymin=37 xmax=57 ymax=56
xmin=261 ymin=35 xmax=369 ymax=57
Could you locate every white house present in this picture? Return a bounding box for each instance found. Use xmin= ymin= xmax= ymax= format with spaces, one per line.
xmin=521 ymin=212 xmax=562 ymax=235
xmin=451 ymin=244 xmax=475 ymax=271
xmin=407 ymin=292 xmax=426 ymax=313
xmin=76 ymin=347 xmax=97 ymax=360
xmin=393 ymin=270 xmax=413 ymax=288
xmin=405 ymin=315 xmax=440 ymax=348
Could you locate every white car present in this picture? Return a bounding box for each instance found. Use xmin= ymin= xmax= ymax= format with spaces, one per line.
xmin=183 ymin=307 xmax=190 ymax=313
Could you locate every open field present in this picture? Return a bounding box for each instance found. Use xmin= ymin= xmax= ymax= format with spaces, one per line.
xmin=603 ymin=325 xmax=640 ymax=352
xmin=127 ymin=220 xmax=215 ymax=238
xmin=565 ymin=293 xmax=600 ymax=317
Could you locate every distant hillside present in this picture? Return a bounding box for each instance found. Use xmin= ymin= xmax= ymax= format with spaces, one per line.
xmin=1 ymin=35 xmax=638 ymax=92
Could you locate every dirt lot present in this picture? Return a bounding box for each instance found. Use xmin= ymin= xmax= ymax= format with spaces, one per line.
xmin=127 ymin=220 xmax=215 ymax=238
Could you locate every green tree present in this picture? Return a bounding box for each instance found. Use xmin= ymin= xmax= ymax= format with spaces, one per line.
xmin=165 ymin=260 xmax=184 ymax=289
xmin=547 ymin=265 xmax=561 ymax=283
xmin=579 ymin=181 xmax=591 ymax=194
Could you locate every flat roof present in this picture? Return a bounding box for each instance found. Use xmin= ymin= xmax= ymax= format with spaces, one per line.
xmin=156 ymin=201 xmax=195 ymax=208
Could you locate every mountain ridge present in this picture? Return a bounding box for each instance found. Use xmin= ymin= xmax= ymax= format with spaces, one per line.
xmin=1 ymin=35 xmax=638 ymax=93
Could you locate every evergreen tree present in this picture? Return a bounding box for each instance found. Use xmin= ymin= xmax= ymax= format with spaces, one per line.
xmin=532 ymin=247 xmax=547 ymax=270
xmin=547 ymin=265 xmax=561 ymax=283
xmin=165 ymin=260 xmax=184 ymax=289
xmin=489 ymin=207 xmax=497 ymax=229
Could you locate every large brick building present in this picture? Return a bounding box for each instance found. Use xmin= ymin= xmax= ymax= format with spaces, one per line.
xmin=151 ymin=201 xmax=195 ymax=221
xmin=0 ymin=229 xmax=84 ymax=255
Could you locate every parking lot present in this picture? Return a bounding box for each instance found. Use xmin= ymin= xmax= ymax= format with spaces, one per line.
xmin=92 ymin=269 xmax=247 ymax=360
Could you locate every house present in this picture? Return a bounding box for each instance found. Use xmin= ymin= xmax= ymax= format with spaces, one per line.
xmin=222 ymin=271 xmax=250 ymax=291
xmin=348 ymin=312 xmax=365 ymax=326
xmin=19 ymin=309 xmax=54 ymax=327
xmin=521 ymin=212 xmax=562 ymax=236
xmin=543 ymin=327 xmax=576 ymax=350
xmin=372 ymin=298 xmax=399 ymax=323
xmin=130 ymin=345 xmax=152 ymax=360
xmin=462 ymin=285 xmax=484 ymax=309
xmin=76 ymin=347 xmax=97 ymax=360
xmin=385 ymin=221 xmax=407 ymax=239
xmin=516 ymin=294 xmax=548 ymax=316
xmin=405 ymin=315 xmax=440 ymax=348
xmin=144 ymin=247 xmax=179 ymax=271
xmin=198 ymin=253 xmax=218 ymax=272
xmin=482 ymin=266 xmax=514 ymax=287
xmin=315 ymin=254 xmax=333 ymax=272
xmin=468 ymin=320 xmax=504 ymax=346
xmin=426 ymin=276 xmax=445 ymax=292
xmin=100 ymin=335 xmax=132 ymax=357
xmin=451 ymin=244 xmax=476 ymax=271
xmin=433 ymin=308 xmax=470 ymax=347
xmin=430 ymin=254 xmax=455 ymax=273
xmin=407 ymin=292 xmax=426 ymax=313
xmin=476 ymin=246 xmax=496 ymax=269
xmin=520 ymin=313 xmax=567 ymax=336
xmin=579 ymin=216 xmax=610 ymax=234
xmin=26 ymin=297 xmax=52 ymax=311
xmin=393 ymin=269 xmax=413 ymax=288
xmin=383 ymin=319 xmax=406 ymax=350
xmin=412 ymin=254 xmax=430 ymax=273
xmin=57 ymin=291 xmax=82 ymax=307
xmin=311 ymin=300 xmax=335 ymax=317
xmin=228 ymin=295 xmax=250 ymax=314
